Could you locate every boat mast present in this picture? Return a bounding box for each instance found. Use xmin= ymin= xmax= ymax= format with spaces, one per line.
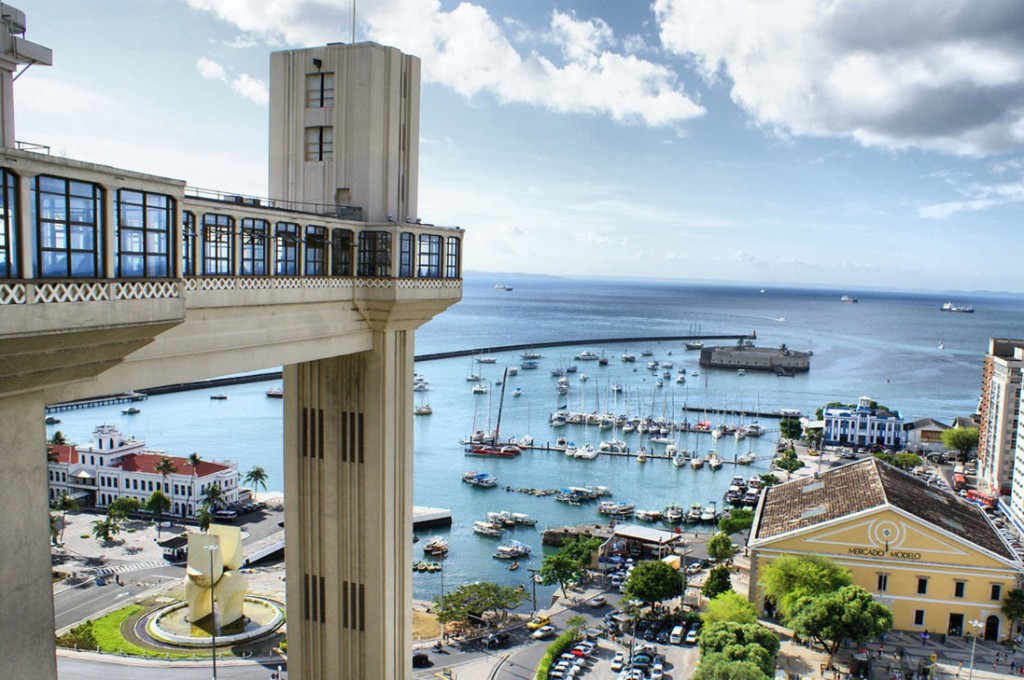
xmin=494 ymin=367 xmax=509 ymax=443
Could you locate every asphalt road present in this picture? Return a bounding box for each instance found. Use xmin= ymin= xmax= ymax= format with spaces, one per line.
xmin=58 ymin=656 xmax=285 ymax=680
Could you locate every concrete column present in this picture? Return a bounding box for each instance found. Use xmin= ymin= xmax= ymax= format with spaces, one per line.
xmin=284 ymin=328 xmax=414 ymax=680
xmin=0 ymin=390 xmax=57 ymax=679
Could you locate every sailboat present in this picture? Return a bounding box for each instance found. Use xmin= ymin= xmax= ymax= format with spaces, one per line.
xmin=938 ymin=332 xmax=945 ymax=350
xmin=466 ymin=369 xmax=520 ymax=457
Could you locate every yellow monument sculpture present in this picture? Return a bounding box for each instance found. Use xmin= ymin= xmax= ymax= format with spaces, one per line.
xmin=185 ymin=525 xmax=247 ymax=627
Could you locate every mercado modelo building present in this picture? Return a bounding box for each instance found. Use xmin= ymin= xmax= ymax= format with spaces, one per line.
xmin=47 ymin=424 xmax=239 ymax=516
xmin=748 ymin=458 xmax=1023 ymax=641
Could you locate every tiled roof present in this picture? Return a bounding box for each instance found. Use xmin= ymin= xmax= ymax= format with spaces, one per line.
xmin=113 ymin=453 xmax=230 ymax=478
xmin=753 ymin=458 xmax=1014 ymax=561
xmin=48 ymin=444 xmax=78 ymax=464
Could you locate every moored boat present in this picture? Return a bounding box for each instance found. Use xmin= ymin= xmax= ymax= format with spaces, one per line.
xmin=635 ymin=509 xmax=662 ymax=522
xmin=663 ymin=504 xmax=684 ymax=523
xmin=598 ymin=501 xmax=635 ymax=517
xmin=462 ymin=471 xmax=498 ymax=488
xmin=265 ymin=386 xmax=283 ymax=398
xmin=685 ymin=503 xmax=703 ymax=523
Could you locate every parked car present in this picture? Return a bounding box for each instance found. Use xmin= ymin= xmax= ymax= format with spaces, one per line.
xmin=611 ymin=652 xmax=625 ymax=671
xmin=651 ymin=662 xmax=665 ymax=680
xmin=484 ymin=631 xmax=509 ymax=648
xmin=212 ymin=509 xmax=238 ymax=520
xmin=588 ymin=595 xmax=607 ymax=608
xmin=412 ymin=652 xmax=430 ymax=668
xmin=685 ymin=628 xmax=699 ymax=644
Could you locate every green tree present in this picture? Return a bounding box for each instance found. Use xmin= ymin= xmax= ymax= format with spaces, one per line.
xmin=202 ymin=482 xmax=225 ymax=511
xmin=707 ymin=532 xmax=738 ymax=562
xmin=1002 ymin=588 xmax=1024 ymax=634
xmin=153 ymin=456 xmax=177 ymax=496
xmin=758 ymin=473 xmax=780 ymax=488
xmin=779 ymin=418 xmax=802 ymax=440
xmin=874 ymin=452 xmax=922 ymax=470
xmin=91 ymin=516 xmax=120 ymax=543
xmin=539 ymin=551 xmax=585 ymax=599
xmin=49 ymin=512 xmax=59 ymax=545
xmin=106 ymin=496 xmax=141 ymax=521
xmin=244 ymin=465 xmax=269 ymax=494
xmin=789 ymin=585 xmax=892 ymax=658
xmin=56 ymin=620 xmax=97 ymax=649
xmin=699 ymin=624 xmax=779 ymax=680
xmin=760 ymin=554 xmax=851 ymax=622
xmin=187 ymin=452 xmax=203 ymax=517
xmin=49 ymin=430 xmax=68 ymax=446
xmin=144 ymin=489 xmax=172 ymax=539
xmin=622 ymin=560 xmax=685 ymax=610
xmin=53 ymin=492 xmax=79 ymax=544
xmin=775 ymin=455 xmax=804 ymax=475
xmin=701 ymin=591 xmax=758 ymax=626
xmin=196 ymin=506 xmax=212 ymax=532
xmin=718 ymin=508 xmax=754 ymax=535
xmin=942 ymin=427 xmax=980 ymax=462
xmin=692 ymin=653 xmax=767 ymax=680
xmin=433 ymin=581 xmax=527 ymax=625
xmin=702 ymin=565 xmax=734 ymax=600
xmin=565 ymin=614 xmax=587 ymax=635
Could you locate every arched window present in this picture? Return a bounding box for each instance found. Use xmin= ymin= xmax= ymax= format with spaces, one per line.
xmin=417 ymin=234 xmax=442 ymax=278
xmin=275 ymin=221 xmax=300 ymax=275
xmin=331 ymin=228 xmax=353 ymax=276
xmin=240 ymin=218 xmax=270 ymax=275
xmin=398 ymin=232 xmax=414 ymax=277
xmin=34 ymin=175 xmax=104 ymax=278
xmin=357 ymin=231 xmax=391 ymax=277
xmin=304 ymin=225 xmax=327 ymax=275
xmin=0 ymin=168 xmax=18 ymax=278
xmin=182 ymin=211 xmax=196 ymax=276
xmin=202 ymin=213 xmax=234 ymax=275
xmin=116 ymin=189 xmax=173 ymax=278
xmin=445 ymin=236 xmax=461 ymax=279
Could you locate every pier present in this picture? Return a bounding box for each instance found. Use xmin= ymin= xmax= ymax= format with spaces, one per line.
xmin=415 ymin=332 xmax=757 ymax=362
xmin=45 ymin=392 xmax=147 ymax=413
xmin=679 ymin=405 xmax=801 ymax=419
xmin=481 ymin=441 xmax=774 ymax=465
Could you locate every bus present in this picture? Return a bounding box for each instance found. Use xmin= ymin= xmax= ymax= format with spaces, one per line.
xmin=952 ymin=473 xmax=966 ymax=491
xmin=966 ymin=489 xmax=997 ymax=508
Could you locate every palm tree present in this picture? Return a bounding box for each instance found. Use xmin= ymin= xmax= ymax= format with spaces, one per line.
xmin=54 ymin=492 xmax=79 ymax=545
xmin=49 ymin=513 xmax=59 ymax=546
xmin=244 ymin=466 xmax=269 ymax=495
xmin=196 ymin=507 xmax=212 ymax=533
xmin=154 ymin=456 xmax=177 ymax=496
xmin=187 ymin=453 xmax=202 ymax=518
xmin=202 ymin=482 xmax=225 ymax=511
xmin=144 ymin=490 xmax=171 ymax=539
xmin=49 ymin=430 xmax=68 ymax=446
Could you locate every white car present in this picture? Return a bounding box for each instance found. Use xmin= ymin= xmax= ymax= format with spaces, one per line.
xmin=611 ymin=652 xmax=625 ymax=671
xmin=651 ymin=663 xmax=665 ymax=680
xmin=588 ymin=595 xmax=607 ymax=608
xmin=532 ymin=625 xmax=556 ymax=639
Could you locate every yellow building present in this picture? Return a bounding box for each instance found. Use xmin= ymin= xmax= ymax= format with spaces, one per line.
xmin=748 ymin=458 xmax=1022 ymax=641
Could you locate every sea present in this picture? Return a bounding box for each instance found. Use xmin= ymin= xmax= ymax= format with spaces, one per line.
xmin=45 ymin=275 xmax=1024 ymax=601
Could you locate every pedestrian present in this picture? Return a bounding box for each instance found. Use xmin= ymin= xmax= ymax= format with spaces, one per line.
xmin=1011 ymin=659 xmax=1017 ymax=672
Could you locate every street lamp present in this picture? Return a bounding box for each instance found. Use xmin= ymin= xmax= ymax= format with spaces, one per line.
xmin=439 ymin=562 xmax=445 ymax=644
xmin=205 ymin=543 xmax=219 ymax=680
xmin=526 ymin=568 xmax=539 ymax=614
xmin=967 ymin=618 xmax=984 ymax=680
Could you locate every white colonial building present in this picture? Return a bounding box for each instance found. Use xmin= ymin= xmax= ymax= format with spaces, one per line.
xmin=822 ymin=396 xmax=906 ymax=449
xmin=47 ymin=425 xmax=238 ymax=516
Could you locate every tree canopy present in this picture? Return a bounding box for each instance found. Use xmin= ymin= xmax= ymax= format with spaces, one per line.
xmin=49 ymin=430 xmax=68 ymax=446
xmin=788 ymin=584 xmax=892 ymax=657
xmin=622 ymin=560 xmax=685 ymax=609
xmin=1002 ymin=588 xmax=1024 ymax=630
xmin=873 ymin=452 xmax=922 ymax=471
xmin=718 ymin=508 xmax=754 ymax=535
xmin=702 ymin=565 xmax=734 ymax=600
xmin=759 ymin=554 xmax=851 ymax=622
xmin=707 ymin=532 xmax=738 ymax=562
xmin=53 ymin=492 xmax=79 ymax=544
xmin=779 ymin=418 xmax=802 ymax=440
xmin=942 ymin=427 xmax=979 ymax=462
xmin=244 ymin=466 xmax=270 ymax=492
xmin=433 ymin=581 xmax=527 ymax=625
xmin=106 ymin=496 xmax=141 ymax=520
xmin=691 ymin=653 xmax=768 ymax=680
xmin=702 ymin=591 xmax=757 ymax=626
xmin=539 ymin=535 xmax=601 ymax=598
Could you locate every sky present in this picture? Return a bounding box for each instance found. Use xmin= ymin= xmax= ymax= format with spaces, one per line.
xmin=12 ymin=0 xmax=1024 ymax=293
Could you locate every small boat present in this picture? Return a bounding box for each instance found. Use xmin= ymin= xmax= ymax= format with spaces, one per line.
xmin=45 ymin=416 xmax=61 ymax=425
xmin=691 ymin=370 xmax=700 ymax=377
xmin=841 ymin=295 xmax=858 ymax=303
xmin=520 ymin=360 xmax=539 ymax=370
xmin=422 ymin=536 xmax=449 ymax=554
xmin=663 ymin=504 xmax=684 ymax=523
xmin=710 ymin=426 xmax=724 ymax=440
xmin=724 ymin=485 xmax=744 ymax=504
xmin=511 ymin=512 xmax=537 ymax=526
xmin=636 ymin=448 xmax=648 ymax=463
xmin=509 ymin=561 xmax=520 ymax=571
xmin=598 ymin=501 xmax=635 ymax=517
xmin=575 ymin=350 xmax=600 ymax=361
xmin=599 ymin=439 xmax=627 ymax=453
xmin=413 ymin=382 xmax=430 ymax=392
xmin=611 ymin=383 xmax=624 ymax=393
xmin=690 ymin=456 xmax=704 ymax=470
xmin=742 ymin=422 xmax=766 ymax=437
xmin=685 ymin=503 xmax=703 ymax=523
xmin=414 ymin=404 xmax=433 ymax=416
xmin=700 ymin=505 xmax=717 ymax=522
xmin=685 ymin=341 xmax=704 ymax=350
xmin=640 ymin=348 xmax=654 ymax=356
xmin=565 ymin=365 xmax=578 ymax=373
xmin=635 ymin=510 xmax=662 ymax=522
xmin=708 ymin=452 xmax=723 ymax=470
xmin=675 ymin=374 xmax=686 ymax=384
xmin=476 ymin=356 xmax=498 ymax=364
xmin=462 ymin=471 xmax=499 ymax=488
xmin=736 ymin=369 xmax=745 ymax=376
xmin=518 ymin=435 xmax=534 ymax=447
xmin=736 ymin=451 xmax=756 ymax=465
xmin=495 ymin=283 xmax=513 ymax=291
xmin=122 ymin=406 xmax=141 ymax=415
xmin=734 ymin=428 xmax=746 ymax=440
xmin=621 ymin=353 xmax=636 ymax=363
xmin=574 ymin=444 xmax=599 ymax=460
xmin=578 ymin=373 xmax=589 ymax=382
xmin=743 ymin=488 xmax=761 ymax=506
xmin=941 ymin=302 xmax=974 ymax=313
xmin=472 ymin=384 xmax=488 ymax=394
xmin=512 ymin=388 xmax=523 ymax=398
xmin=672 ymin=449 xmax=688 ymax=467
xmin=474 ymin=521 xmax=504 ymax=537
xmin=210 ymin=394 xmax=228 ymax=400
xmin=466 ymin=444 xmax=520 ymax=457
xmin=507 ymin=366 xmax=519 ymax=376
xmin=521 ymin=351 xmax=543 ymax=359
xmin=266 ymin=386 xmax=283 ymax=398
xmin=495 ymin=540 xmax=531 ymax=557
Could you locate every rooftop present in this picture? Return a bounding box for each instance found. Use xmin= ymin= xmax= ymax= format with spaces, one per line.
xmin=752 ymin=457 xmax=1014 ymax=561
xmin=114 ymin=453 xmax=231 ymax=477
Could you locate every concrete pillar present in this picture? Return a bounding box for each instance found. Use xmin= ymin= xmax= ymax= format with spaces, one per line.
xmin=0 ymin=390 xmax=57 ymax=679
xmin=284 ymin=328 xmax=414 ymax=680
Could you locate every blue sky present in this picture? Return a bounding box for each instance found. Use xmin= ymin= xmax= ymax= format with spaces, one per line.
xmin=14 ymin=0 xmax=1024 ymax=292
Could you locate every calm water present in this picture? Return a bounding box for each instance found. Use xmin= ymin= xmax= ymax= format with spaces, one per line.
xmin=47 ymin=275 xmax=1024 ymax=599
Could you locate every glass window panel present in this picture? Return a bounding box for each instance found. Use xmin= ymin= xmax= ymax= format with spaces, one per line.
xmin=147 ymin=255 xmax=167 ymax=277
xmin=39 ymin=196 xmax=66 ymax=221
xmin=41 ymin=223 xmax=65 ymax=248
xmin=70 ymin=252 xmax=95 ymax=277
xmin=42 ymin=252 xmax=66 ymax=277
xmin=146 ymin=207 xmax=168 ymax=230
xmin=120 ymin=230 xmax=144 ymax=253
xmin=68 ymin=180 xmax=95 ymax=198
xmin=120 ymin=205 xmax=144 ymax=228
xmin=121 ymin=254 xmax=144 ymax=276
xmin=71 ymin=224 xmax=94 ymax=250
xmin=120 ymin=190 xmax=144 ymax=205
xmin=69 ymin=197 xmax=96 ymax=223
xmin=37 ymin=176 xmax=64 ymax=193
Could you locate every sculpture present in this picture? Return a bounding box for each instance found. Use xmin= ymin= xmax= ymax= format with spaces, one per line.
xmin=184 ymin=524 xmax=247 ymax=627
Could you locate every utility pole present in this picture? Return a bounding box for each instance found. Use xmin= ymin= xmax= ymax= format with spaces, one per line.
xmin=526 ymin=568 xmax=539 ymax=614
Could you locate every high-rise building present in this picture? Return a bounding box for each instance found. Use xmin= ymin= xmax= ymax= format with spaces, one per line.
xmin=978 ymin=339 xmax=1024 ymax=498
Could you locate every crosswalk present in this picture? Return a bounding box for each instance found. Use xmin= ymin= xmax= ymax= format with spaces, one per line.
xmin=90 ymin=560 xmax=168 ymax=577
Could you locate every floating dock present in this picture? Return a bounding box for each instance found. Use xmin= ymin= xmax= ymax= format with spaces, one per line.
xmin=413 ymin=506 xmax=453 ymax=529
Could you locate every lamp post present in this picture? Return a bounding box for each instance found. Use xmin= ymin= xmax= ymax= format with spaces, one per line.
xmin=967 ymin=618 xmax=984 ymax=680
xmin=439 ymin=562 xmax=445 ymax=644
xmin=205 ymin=543 xmax=219 ymax=680
xmin=526 ymin=568 xmax=539 ymax=614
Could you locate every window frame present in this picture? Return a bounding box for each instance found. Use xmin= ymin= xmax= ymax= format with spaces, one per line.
xmin=398 ymin=231 xmax=414 ymax=277
xmin=330 ymin=228 xmax=353 ymax=276
xmin=303 ymin=225 xmax=327 ymax=276
xmin=877 ymin=573 xmax=889 ymax=593
xmin=275 ymin=221 xmax=300 ymax=276
xmin=201 ymin=212 xmax=235 ymax=276
xmin=116 ymin=189 xmax=173 ymax=278
xmin=240 ymin=217 xmax=270 ymax=276
xmin=445 ymin=236 xmax=461 ymax=279
xmin=917 ymin=577 xmax=928 ymax=595
xmin=182 ymin=211 xmax=197 ymax=276
xmin=417 ymin=233 xmax=442 ymax=278
xmin=357 ymin=231 xmax=392 ymax=277
xmin=954 ymin=581 xmax=966 ymax=599
xmin=0 ymin=168 xmax=18 ymax=278
xmin=34 ymin=174 xmax=104 ymax=278
xmin=305 ymin=126 xmax=334 ymax=162
xmin=913 ymin=609 xmax=925 ymax=626
xmin=305 ymin=72 xmax=335 ymax=108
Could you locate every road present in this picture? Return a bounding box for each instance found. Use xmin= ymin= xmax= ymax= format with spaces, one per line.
xmin=58 ymin=656 xmax=285 ymax=680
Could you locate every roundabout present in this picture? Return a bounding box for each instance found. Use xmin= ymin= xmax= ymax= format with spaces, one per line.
xmin=143 ymin=596 xmax=285 ymax=648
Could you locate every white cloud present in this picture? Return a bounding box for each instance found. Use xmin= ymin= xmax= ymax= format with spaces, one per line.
xmin=918 ymin=177 xmax=1024 ymax=219
xmin=196 ymin=56 xmax=227 ymax=81
xmin=195 ymin=57 xmax=268 ymax=105
xmin=653 ymin=0 xmax=1024 ymax=156
xmin=187 ymin=0 xmax=704 ymax=128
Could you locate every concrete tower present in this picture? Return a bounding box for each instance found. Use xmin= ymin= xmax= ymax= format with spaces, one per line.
xmin=269 ymin=42 xmax=420 ymax=223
